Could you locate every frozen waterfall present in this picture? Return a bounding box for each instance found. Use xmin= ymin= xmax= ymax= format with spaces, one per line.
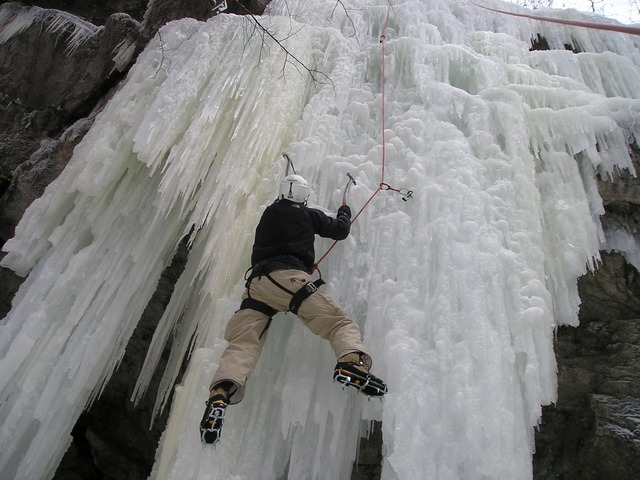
xmin=2 ymin=0 xmax=640 ymax=479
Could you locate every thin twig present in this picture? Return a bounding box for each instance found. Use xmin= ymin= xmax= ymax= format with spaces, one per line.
xmin=235 ymin=1 xmax=334 ymax=87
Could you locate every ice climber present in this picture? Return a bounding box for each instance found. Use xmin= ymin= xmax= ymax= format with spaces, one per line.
xmin=200 ymin=174 xmax=387 ymax=445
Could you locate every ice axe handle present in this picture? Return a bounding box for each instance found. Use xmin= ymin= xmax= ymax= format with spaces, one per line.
xmin=283 ymin=153 xmax=296 ymax=176
xmin=342 ymin=173 xmax=356 ymax=206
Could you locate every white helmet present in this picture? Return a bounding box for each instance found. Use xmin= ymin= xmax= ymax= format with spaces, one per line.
xmin=279 ymin=174 xmax=311 ymax=204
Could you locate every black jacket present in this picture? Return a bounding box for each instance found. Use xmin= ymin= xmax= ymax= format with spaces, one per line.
xmin=251 ymin=199 xmax=352 ymax=273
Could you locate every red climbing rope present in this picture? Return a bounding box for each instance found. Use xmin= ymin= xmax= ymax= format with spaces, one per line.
xmin=313 ymin=1 xmax=397 ymax=274
xmin=380 ymin=0 xmax=392 ymax=187
xmin=470 ymin=1 xmax=640 ymax=36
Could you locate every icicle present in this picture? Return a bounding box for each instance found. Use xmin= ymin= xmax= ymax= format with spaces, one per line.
xmin=0 ymin=3 xmax=100 ymax=54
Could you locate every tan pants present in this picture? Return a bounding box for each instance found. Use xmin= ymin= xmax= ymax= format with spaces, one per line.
xmin=211 ymin=269 xmax=370 ymax=404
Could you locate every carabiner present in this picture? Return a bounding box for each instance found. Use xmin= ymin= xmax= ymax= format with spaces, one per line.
xmin=400 ymin=189 xmax=413 ymax=201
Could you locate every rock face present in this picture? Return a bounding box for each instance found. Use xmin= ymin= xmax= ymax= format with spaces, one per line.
xmin=1 ymin=2 xmax=639 ymax=479
xmin=18 ymin=1 xmax=149 ymax=26
xmin=52 ymin=239 xmax=190 ymax=480
xmin=0 ymin=1 xmax=142 ymax=244
xmin=534 ymin=152 xmax=640 ymax=480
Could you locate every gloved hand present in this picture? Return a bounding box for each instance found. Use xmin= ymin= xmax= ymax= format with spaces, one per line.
xmin=338 ymin=204 xmax=351 ymax=220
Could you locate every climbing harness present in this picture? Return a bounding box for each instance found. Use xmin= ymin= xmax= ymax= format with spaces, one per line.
xmin=258 ymin=272 xmax=325 ymax=315
xmin=470 ymin=1 xmax=640 ymax=36
xmin=239 ymin=268 xmax=325 ymax=325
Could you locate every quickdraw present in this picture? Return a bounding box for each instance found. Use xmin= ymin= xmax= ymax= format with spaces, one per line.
xmin=380 ymin=182 xmax=413 ymax=202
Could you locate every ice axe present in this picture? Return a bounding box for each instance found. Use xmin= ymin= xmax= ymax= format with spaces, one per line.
xmin=283 ymin=153 xmax=296 ymax=176
xmin=342 ymin=173 xmax=356 ymax=206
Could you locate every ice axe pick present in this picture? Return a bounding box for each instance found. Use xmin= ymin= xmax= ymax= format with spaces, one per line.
xmin=342 ymin=173 xmax=356 ymax=206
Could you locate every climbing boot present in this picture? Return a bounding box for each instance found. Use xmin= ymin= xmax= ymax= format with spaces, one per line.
xmin=200 ymin=385 xmax=229 ymax=445
xmin=333 ymin=352 xmax=387 ymax=397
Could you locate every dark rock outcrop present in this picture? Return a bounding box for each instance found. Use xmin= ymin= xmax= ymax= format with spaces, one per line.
xmin=139 ymin=0 xmax=225 ymax=46
xmin=534 ymin=152 xmax=640 ymax=480
xmin=19 ymin=1 xmax=149 ymax=25
xmin=53 ymin=239 xmax=190 ymax=480
xmin=0 ymin=2 xmax=141 ymax=189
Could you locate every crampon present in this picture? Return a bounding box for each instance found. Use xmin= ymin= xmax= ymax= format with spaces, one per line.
xmin=333 ymin=362 xmax=387 ymax=398
xmin=200 ymin=398 xmax=227 ymax=445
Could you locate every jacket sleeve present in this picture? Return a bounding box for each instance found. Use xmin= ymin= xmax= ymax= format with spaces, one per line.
xmin=312 ymin=206 xmax=351 ymax=240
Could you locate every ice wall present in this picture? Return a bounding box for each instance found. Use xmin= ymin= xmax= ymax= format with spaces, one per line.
xmin=1 ymin=1 xmax=640 ymax=479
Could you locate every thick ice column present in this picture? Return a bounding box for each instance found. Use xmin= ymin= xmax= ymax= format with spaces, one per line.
xmin=0 ymin=12 xmax=315 ymax=480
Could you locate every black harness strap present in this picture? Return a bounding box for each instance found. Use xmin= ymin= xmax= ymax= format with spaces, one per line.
xmin=265 ymin=273 xmax=295 ymax=295
xmin=288 ymin=278 xmax=325 ymax=314
xmin=238 ymin=297 xmax=277 ymax=340
xmin=239 ymin=297 xmax=278 ymax=318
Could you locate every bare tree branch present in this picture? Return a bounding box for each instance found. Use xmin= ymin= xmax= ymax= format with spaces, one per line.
xmin=234 ymin=1 xmax=335 ymax=87
xmin=330 ymin=0 xmax=360 ymax=41
xmin=154 ymin=30 xmax=169 ymax=78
